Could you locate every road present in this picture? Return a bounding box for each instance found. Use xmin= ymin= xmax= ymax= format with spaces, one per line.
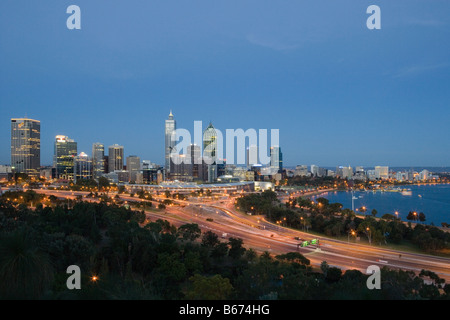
xmin=34 ymin=188 xmax=450 ymax=282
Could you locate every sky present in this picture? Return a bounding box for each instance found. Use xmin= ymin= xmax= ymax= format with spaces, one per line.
xmin=1 ymin=0 xmax=449 ymax=168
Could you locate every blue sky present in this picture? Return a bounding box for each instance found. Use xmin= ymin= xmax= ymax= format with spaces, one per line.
xmin=1 ymin=1 xmax=449 ymax=167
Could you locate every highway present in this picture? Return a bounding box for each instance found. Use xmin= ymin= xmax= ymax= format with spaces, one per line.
xmin=33 ymin=188 xmax=450 ymax=282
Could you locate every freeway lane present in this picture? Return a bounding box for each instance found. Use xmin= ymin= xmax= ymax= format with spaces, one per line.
xmin=34 ymin=189 xmax=450 ymax=282
xmin=207 ymin=203 xmax=450 ymax=280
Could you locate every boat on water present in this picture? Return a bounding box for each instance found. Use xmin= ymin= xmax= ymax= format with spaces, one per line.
xmin=386 ymin=187 xmax=403 ymax=192
xmin=401 ymin=189 xmax=412 ymax=196
xmin=372 ymin=187 xmax=404 ymax=193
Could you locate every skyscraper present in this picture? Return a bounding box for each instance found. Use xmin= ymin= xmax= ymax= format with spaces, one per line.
xmin=203 ymin=122 xmax=218 ymax=163
xmin=126 ymin=155 xmax=141 ymax=183
xmin=189 ymin=144 xmax=204 ymax=180
xmin=375 ymin=166 xmax=389 ymax=180
xmin=54 ymin=135 xmax=77 ymax=180
xmin=246 ymin=145 xmax=259 ymax=168
xmin=92 ymin=142 xmax=105 ymax=180
xmin=165 ymin=110 xmax=176 ymax=177
xmin=11 ymin=118 xmax=40 ymax=177
xmin=311 ymin=164 xmax=319 ymax=177
xmin=74 ymin=152 xmax=93 ymax=183
xmin=270 ymin=146 xmax=283 ymax=173
xmin=108 ymin=144 xmax=124 ymax=172
xmin=203 ymin=122 xmax=218 ymax=182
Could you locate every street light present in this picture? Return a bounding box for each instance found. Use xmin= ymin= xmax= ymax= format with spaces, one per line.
xmin=366 ymin=227 xmax=372 ymax=245
xmin=348 ymin=230 xmax=356 ymax=243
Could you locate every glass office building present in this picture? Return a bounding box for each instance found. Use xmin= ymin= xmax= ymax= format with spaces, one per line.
xmin=54 ymin=135 xmax=78 ymax=180
xmin=11 ymin=118 xmax=41 ymax=177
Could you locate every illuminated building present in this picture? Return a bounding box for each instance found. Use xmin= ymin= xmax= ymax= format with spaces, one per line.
xmin=294 ymin=165 xmax=309 ymax=177
xmin=54 ymin=135 xmax=77 ymax=180
xmin=108 ymin=144 xmax=124 ymax=172
xmin=375 ymin=166 xmax=389 ymax=180
xmin=337 ymin=166 xmax=353 ymax=179
xmin=246 ymin=145 xmax=259 ymax=169
xmin=10 ymin=118 xmax=40 ymax=177
xmin=142 ymin=160 xmax=162 ymax=184
xmin=74 ymin=152 xmax=93 ymax=183
xmin=126 ymin=155 xmax=141 ymax=183
xmin=203 ymin=122 xmax=218 ymax=182
xmin=92 ymin=143 xmax=105 ymax=180
xmin=311 ymin=165 xmax=319 ymax=177
xmin=270 ymin=146 xmax=283 ymax=174
xmin=165 ymin=110 xmax=176 ymax=177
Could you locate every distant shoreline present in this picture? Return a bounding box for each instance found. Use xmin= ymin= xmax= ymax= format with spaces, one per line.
xmin=310 ymin=183 xmax=450 ymax=228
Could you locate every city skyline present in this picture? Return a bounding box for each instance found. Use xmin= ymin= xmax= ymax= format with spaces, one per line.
xmin=1 ymin=1 xmax=450 ymax=167
xmin=6 ymin=114 xmax=450 ymax=173
xmin=1 ymin=1 xmax=450 ymax=303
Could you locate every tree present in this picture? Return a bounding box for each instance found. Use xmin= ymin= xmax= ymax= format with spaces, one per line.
xmin=154 ymin=252 xmax=187 ymax=298
xmin=381 ymin=213 xmax=395 ymax=221
xmin=325 ymin=267 xmax=342 ymax=283
xmin=320 ymin=261 xmax=329 ymax=277
xmin=275 ymin=252 xmax=310 ymax=266
xmin=418 ymin=212 xmax=426 ymax=223
xmin=98 ymin=177 xmax=110 ymax=190
xmin=357 ymin=220 xmax=373 ymax=245
xmin=117 ymin=185 xmax=126 ymax=194
xmin=407 ymin=211 xmax=418 ymax=222
xmin=201 ymin=231 xmax=220 ymax=248
xmin=316 ymin=197 xmax=329 ymax=206
xmin=185 ymin=274 xmax=233 ymax=300
xmin=371 ymin=209 xmax=378 ymax=217
xmin=177 ymin=224 xmax=201 ymax=242
xmin=211 ymin=242 xmax=229 ymax=261
xmin=228 ymin=237 xmax=246 ymax=260
xmin=0 ymin=231 xmax=54 ymax=299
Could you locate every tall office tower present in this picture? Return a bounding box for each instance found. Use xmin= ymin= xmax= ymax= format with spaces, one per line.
xmin=270 ymin=146 xmax=283 ymax=173
xmin=246 ymin=145 xmax=259 ymax=168
xmin=54 ymin=135 xmax=77 ymax=180
xmin=74 ymin=152 xmax=93 ymax=183
xmin=203 ymin=122 xmax=218 ymax=163
xmin=375 ymin=166 xmax=389 ymax=180
xmin=103 ymin=155 xmax=109 ymax=174
xmin=310 ymin=165 xmax=319 ymax=177
xmin=108 ymin=144 xmax=124 ymax=172
xmin=92 ymin=143 xmax=105 ymax=180
xmin=341 ymin=166 xmax=353 ymax=179
xmin=188 ymin=144 xmax=206 ymax=181
xmin=126 ymin=155 xmax=141 ymax=183
xmin=169 ymin=144 xmax=205 ymax=182
xmin=203 ymin=122 xmax=218 ymax=182
xmin=165 ymin=110 xmax=176 ymax=177
xmin=11 ymin=118 xmax=41 ymax=177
